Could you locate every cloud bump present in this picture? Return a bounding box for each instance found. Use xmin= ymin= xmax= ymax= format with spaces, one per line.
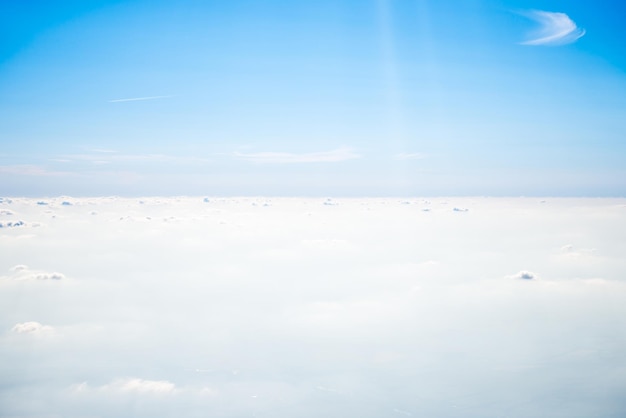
xmin=509 ymin=270 xmax=537 ymax=280
xmin=101 ymin=378 xmax=177 ymax=394
xmin=3 ymin=265 xmax=65 ymax=281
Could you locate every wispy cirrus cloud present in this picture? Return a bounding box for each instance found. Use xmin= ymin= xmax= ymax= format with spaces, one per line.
xmin=520 ymin=10 xmax=585 ymax=46
xmin=233 ymin=147 xmax=361 ymax=164
xmin=108 ymin=95 xmax=173 ymax=103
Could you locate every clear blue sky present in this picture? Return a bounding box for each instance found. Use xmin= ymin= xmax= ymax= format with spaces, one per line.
xmin=1 ymin=0 xmax=625 ymax=196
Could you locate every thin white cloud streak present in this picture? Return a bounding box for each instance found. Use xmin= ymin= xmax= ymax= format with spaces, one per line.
xmin=108 ymin=95 xmax=173 ymax=103
xmin=90 ymin=148 xmax=117 ymax=154
xmin=71 ymin=378 xmax=218 ymax=397
xmin=394 ymin=152 xmax=426 ymax=160
xmin=520 ymin=10 xmax=585 ymax=46
xmin=62 ymin=153 xmax=172 ymax=162
xmin=0 ymin=165 xmax=74 ymax=177
xmin=233 ymin=148 xmax=360 ymax=163
xmin=100 ymin=378 xmax=177 ymax=394
xmin=56 ymin=153 xmax=212 ymax=164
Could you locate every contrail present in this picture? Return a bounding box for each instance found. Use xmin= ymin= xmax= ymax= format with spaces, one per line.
xmin=109 ymin=95 xmax=173 ymax=103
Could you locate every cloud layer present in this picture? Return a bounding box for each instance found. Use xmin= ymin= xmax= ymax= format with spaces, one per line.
xmin=1 ymin=197 xmax=625 ymax=417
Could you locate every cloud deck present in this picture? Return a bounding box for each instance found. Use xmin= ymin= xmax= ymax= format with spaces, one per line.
xmin=1 ymin=197 xmax=625 ymax=417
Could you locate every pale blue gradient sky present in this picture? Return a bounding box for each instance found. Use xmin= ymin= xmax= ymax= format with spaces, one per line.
xmin=1 ymin=0 xmax=625 ymax=196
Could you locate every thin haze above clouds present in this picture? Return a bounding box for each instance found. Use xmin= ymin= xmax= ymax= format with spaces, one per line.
xmin=520 ymin=10 xmax=586 ymax=46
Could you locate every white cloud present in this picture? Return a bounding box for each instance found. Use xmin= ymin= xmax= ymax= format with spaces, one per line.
xmin=3 ymin=265 xmax=65 ymax=281
xmin=233 ymin=147 xmax=360 ymax=163
xmin=509 ymin=270 xmax=537 ymax=280
xmin=1 ymin=197 xmax=625 ymax=418
xmin=552 ymin=245 xmax=602 ymax=272
xmin=32 ymin=272 xmax=65 ymax=280
xmin=71 ymin=378 xmax=219 ymax=398
xmin=0 ymin=220 xmax=25 ymax=228
xmin=11 ymin=321 xmax=54 ymax=334
xmin=10 ymin=264 xmax=28 ymax=272
xmin=520 ymin=10 xmax=585 ymax=46
xmin=559 ymin=244 xmax=596 ymax=258
xmin=101 ymin=378 xmax=177 ymax=394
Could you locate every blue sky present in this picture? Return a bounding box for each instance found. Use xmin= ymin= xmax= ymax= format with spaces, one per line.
xmin=1 ymin=0 xmax=625 ymax=196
